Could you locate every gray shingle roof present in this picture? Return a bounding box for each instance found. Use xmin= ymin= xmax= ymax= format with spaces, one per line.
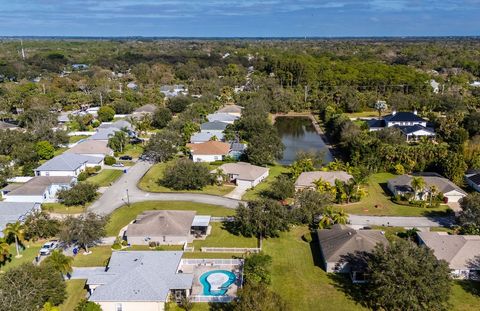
xmin=98 ymin=120 xmax=133 ymax=131
xmin=215 ymin=162 xmax=269 ymax=182
xmin=127 ymin=210 xmax=196 ymax=238
xmin=88 ymin=251 xmax=193 ymax=302
xmin=295 ymin=171 xmax=353 ymax=188
xmin=388 ymin=173 xmax=467 ymax=196
xmin=200 ymin=121 xmax=228 ymax=131
xmin=6 ymin=176 xmax=75 ymax=196
xmin=35 ymin=154 xmax=102 ymax=172
xmin=317 ymin=224 xmax=388 ymax=263
xmin=190 ymin=132 xmax=224 ymax=143
xmin=88 ymin=128 xmax=119 ymax=141
xmin=0 ymin=202 xmax=40 ymax=237
xmin=207 ymin=113 xmax=239 ymax=123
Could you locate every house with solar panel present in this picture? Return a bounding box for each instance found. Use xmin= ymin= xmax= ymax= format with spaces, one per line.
xmin=366 ymin=110 xmax=435 ymax=141
xmin=466 ymin=171 xmax=480 ymax=192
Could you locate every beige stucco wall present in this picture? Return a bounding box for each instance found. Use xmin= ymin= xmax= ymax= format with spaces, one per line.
xmin=97 ymin=301 xmax=165 ymax=311
xmin=127 ymin=235 xmax=191 ymax=245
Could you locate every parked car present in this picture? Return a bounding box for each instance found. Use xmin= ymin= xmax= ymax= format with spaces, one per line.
xmin=39 ymin=240 xmax=59 ymax=256
xmin=119 ymin=155 xmax=132 ymax=160
xmin=130 ymin=137 xmax=143 ymax=144
xmin=112 ymin=163 xmax=125 ymax=167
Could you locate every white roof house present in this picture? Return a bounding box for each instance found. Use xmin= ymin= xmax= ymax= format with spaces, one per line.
xmin=213 ymin=162 xmax=269 ymax=188
xmin=34 ymin=153 xmax=103 ymax=177
xmin=295 ymin=171 xmax=353 ymax=190
xmin=87 ymin=251 xmax=194 ymax=311
xmin=0 ymin=202 xmax=41 ymax=237
xmin=1 ymin=176 xmax=75 ymax=203
xmin=418 ymin=232 xmax=480 ymax=279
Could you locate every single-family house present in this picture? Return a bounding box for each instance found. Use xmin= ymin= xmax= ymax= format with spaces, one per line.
xmin=98 ymin=120 xmax=134 ymax=133
xmin=206 ymin=113 xmax=239 ymax=124
xmin=213 ymin=162 xmax=269 ymax=188
xmin=160 ymin=84 xmax=188 ymax=98
xmin=295 ymin=171 xmax=353 ymax=191
xmin=132 ymin=104 xmax=157 ymax=119
xmin=186 ymin=141 xmax=230 ymax=162
xmin=34 ymin=153 xmax=103 ymax=177
xmin=366 ymin=110 xmax=435 ymax=141
xmin=387 ymin=173 xmax=467 ymax=203
xmin=418 ymin=232 xmax=480 ymax=279
xmin=189 ymin=132 xmax=225 ymax=144
xmin=0 ymin=120 xmax=19 ymax=130
xmin=217 ymin=104 xmax=243 ymax=117
xmin=465 ymin=172 xmax=480 ymax=192
xmin=125 ymin=210 xmax=210 ymax=245
xmin=65 ymin=140 xmax=114 ymax=158
xmin=229 ymin=142 xmax=246 ymax=160
xmin=317 ymin=224 xmax=388 ymax=283
xmin=1 ymin=176 xmax=75 ymax=203
xmin=87 ymin=251 xmax=194 ymax=311
xmin=88 ymin=128 xmax=120 ymax=141
xmin=0 ymin=202 xmax=41 ymax=237
xmin=200 ymin=121 xmax=228 ymax=135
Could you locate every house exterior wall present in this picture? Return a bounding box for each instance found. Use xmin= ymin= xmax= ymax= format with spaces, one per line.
xmin=192 ymin=154 xmax=223 ymax=163
xmin=126 ymin=234 xmax=192 ymax=245
xmin=443 ymin=190 xmax=466 ymax=203
xmin=236 ymin=170 xmax=269 ymax=188
xmin=96 ymin=301 xmax=165 ymax=311
xmin=387 ymin=121 xmax=427 ymax=127
xmin=4 ymin=194 xmax=45 ymax=203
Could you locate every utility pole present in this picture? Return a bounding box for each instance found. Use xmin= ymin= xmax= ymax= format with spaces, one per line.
xmin=126 ymin=189 xmax=130 ymax=206
xmin=20 ymin=39 xmax=26 ymax=60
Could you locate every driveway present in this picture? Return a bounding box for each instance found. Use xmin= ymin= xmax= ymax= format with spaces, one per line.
xmin=224 ymin=185 xmax=250 ymax=200
xmin=348 ymin=215 xmax=455 ymax=229
xmin=88 ymin=161 xmax=243 ymax=215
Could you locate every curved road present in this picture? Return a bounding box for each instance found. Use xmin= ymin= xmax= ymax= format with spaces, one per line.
xmin=89 ymin=161 xmax=242 ymax=215
xmin=89 ymin=161 xmax=454 ymax=228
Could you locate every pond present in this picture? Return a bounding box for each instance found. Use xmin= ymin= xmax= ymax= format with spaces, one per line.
xmin=274 ymin=116 xmax=333 ymax=165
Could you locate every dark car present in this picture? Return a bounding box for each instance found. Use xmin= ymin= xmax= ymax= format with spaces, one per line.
xmin=119 ymin=155 xmax=132 ymax=160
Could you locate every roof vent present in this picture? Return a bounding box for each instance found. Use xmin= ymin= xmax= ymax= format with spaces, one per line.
xmin=392 ymin=109 xmax=397 ymax=116
xmin=413 ymin=109 xmax=418 ymax=115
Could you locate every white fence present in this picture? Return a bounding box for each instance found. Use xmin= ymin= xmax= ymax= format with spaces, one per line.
xmin=181 ymin=258 xmax=243 ymax=266
xmin=183 ymin=242 xmax=194 ymax=252
xmin=190 ymin=295 xmax=234 ymax=303
xmin=200 ymin=247 xmax=261 ymax=253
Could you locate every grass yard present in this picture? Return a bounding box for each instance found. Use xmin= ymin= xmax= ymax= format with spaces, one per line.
xmin=0 ymin=242 xmax=42 ymax=272
xmin=54 ymin=147 xmax=68 ymax=157
xmin=119 ymin=143 xmax=144 ymax=159
xmin=242 ymin=164 xmax=289 ymax=201
xmin=451 ymin=280 xmax=480 ymax=311
xmin=68 ymin=135 xmax=88 ymax=144
xmin=106 ymin=201 xmax=235 ymax=236
xmin=263 ymin=226 xmax=367 ymax=311
xmin=339 ymin=173 xmax=452 ymax=216
xmin=72 ymin=246 xmax=112 ymax=267
xmin=138 ymin=162 xmax=235 ymax=196
xmin=59 ymin=280 xmax=87 ymax=311
xmin=190 ymin=222 xmax=257 ymax=250
xmin=87 ymin=169 xmax=123 ymax=186
xmin=42 ymin=202 xmax=86 ymax=214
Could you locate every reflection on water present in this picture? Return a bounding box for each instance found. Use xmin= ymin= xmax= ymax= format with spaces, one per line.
xmin=275 ymin=116 xmax=333 ymax=165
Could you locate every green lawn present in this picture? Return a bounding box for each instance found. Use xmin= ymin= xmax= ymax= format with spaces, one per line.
xmin=54 ymin=147 xmax=68 ymax=157
xmin=190 ymin=222 xmax=257 ymax=250
xmin=59 ymin=280 xmax=87 ymax=311
xmin=138 ymin=162 xmax=235 ymax=196
xmin=0 ymin=242 xmax=42 ymax=272
xmin=339 ymin=173 xmax=452 ymax=216
xmin=119 ymin=144 xmax=144 ymax=158
xmin=68 ymin=135 xmax=88 ymax=144
xmin=72 ymin=246 xmax=112 ymax=267
xmin=451 ymin=280 xmax=480 ymax=311
xmin=242 ymin=164 xmax=289 ymax=201
xmin=42 ymin=202 xmax=86 ymax=214
xmin=87 ymin=169 xmax=123 ymax=186
xmin=106 ymin=201 xmax=235 ymax=236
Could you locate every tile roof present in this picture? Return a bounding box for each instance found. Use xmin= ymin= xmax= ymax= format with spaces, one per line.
xmin=418 ymin=232 xmax=480 ymax=270
xmin=127 ymin=210 xmax=196 ymax=237
xmin=88 ymin=251 xmax=193 ymax=302
xmin=215 ymin=162 xmax=269 ymax=181
xmin=6 ymin=176 xmax=75 ymax=196
xmin=317 ymin=224 xmax=388 ymax=263
xmin=200 ymin=121 xmax=228 ymax=131
xmin=186 ymin=141 xmax=231 ymax=155
xmin=295 ymin=171 xmax=353 ymax=188
xmin=35 ymin=154 xmax=102 ymax=172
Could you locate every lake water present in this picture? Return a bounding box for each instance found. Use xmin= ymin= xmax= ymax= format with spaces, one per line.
xmin=274 ymin=116 xmax=334 ymax=165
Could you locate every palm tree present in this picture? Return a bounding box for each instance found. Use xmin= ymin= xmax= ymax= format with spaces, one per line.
xmin=410 ymin=177 xmax=426 ymax=201
xmin=0 ymin=238 xmax=10 ymax=272
xmin=319 ymin=208 xmax=334 ymax=229
xmin=43 ymin=250 xmax=73 ymax=277
xmin=3 ymin=221 xmax=25 ymax=258
xmin=333 ymin=209 xmax=349 ymax=225
xmin=429 ymin=185 xmax=438 ymax=207
xmin=42 ymin=302 xmax=60 ymax=311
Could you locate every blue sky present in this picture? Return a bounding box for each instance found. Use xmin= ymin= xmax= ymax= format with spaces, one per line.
xmin=0 ymin=0 xmax=479 ymax=37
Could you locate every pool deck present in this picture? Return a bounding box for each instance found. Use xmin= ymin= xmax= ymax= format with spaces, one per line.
xmin=183 ymin=264 xmax=242 ymax=298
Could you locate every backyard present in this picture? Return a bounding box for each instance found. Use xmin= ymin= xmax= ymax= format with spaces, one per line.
xmin=339 ymin=172 xmax=452 ymax=216
xmin=138 ymin=162 xmax=235 ymax=196
xmin=87 ymin=169 xmax=123 ymax=186
xmin=242 ymin=164 xmax=289 ymax=201
xmin=59 ymin=280 xmax=87 ymax=311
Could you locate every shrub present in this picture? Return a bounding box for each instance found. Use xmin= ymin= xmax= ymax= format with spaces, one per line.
xmin=302 ymin=233 xmax=312 ymax=243
xmin=160 ymin=158 xmax=210 ymax=190
xmin=104 ymin=155 xmax=116 ymax=165
xmin=57 ymin=183 xmax=98 ymax=206
xmin=77 ymin=171 xmax=88 ymax=182
xmin=97 ymin=106 xmax=115 ymax=122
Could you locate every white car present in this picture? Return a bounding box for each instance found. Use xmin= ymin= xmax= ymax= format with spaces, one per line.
xmin=112 ymin=163 xmax=124 ymax=167
xmin=39 ymin=240 xmax=59 ymax=256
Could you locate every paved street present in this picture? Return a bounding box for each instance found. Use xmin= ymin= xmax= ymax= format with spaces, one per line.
xmin=88 ymin=161 xmax=243 ymax=215
xmin=348 ymin=214 xmax=455 ymax=229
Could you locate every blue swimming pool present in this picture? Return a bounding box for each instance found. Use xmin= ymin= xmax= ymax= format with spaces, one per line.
xmin=199 ymin=270 xmax=236 ymax=296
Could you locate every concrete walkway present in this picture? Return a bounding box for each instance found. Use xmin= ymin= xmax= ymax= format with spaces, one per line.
xmin=88 ymin=161 xmax=243 ymax=215
xmin=224 ymin=185 xmax=249 ymax=200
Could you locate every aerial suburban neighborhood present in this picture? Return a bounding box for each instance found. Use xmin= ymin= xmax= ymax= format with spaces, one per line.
xmin=1 ymin=3 xmax=480 ymax=311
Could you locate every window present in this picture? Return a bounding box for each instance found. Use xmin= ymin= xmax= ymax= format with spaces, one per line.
xmin=115 ymin=303 xmax=122 ymax=311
